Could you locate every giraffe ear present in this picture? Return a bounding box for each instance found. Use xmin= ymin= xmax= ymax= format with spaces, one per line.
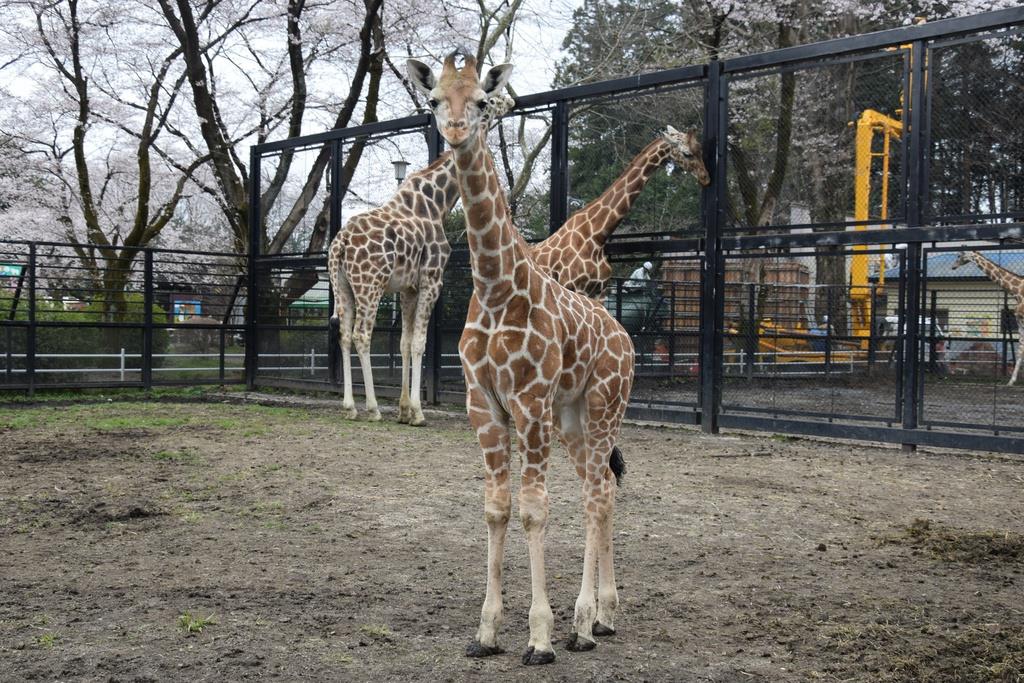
xmin=481 ymin=63 xmax=513 ymax=96
xmin=664 ymin=124 xmax=680 ymax=135
xmin=406 ymin=59 xmax=436 ymax=97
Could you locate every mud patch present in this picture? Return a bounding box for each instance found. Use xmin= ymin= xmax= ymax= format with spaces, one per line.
xmin=887 ymin=518 xmax=1024 ymax=563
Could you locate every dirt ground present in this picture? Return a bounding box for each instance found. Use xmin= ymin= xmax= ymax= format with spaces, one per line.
xmin=1 ymin=396 xmax=1023 ymax=682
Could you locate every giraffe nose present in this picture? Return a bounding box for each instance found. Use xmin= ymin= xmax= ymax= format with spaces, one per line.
xmin=446 ymin=119 xmax=467 ymax=130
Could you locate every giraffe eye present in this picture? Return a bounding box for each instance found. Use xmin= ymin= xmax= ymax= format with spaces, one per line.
xmin=476 ymin=99 xmax=488 ymax=110
xmin=428 ymin=98 xmax=439 ymax=109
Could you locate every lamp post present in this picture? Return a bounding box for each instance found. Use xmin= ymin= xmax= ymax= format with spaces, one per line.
xmin=392 ymin=159 xmax=409 ymax=185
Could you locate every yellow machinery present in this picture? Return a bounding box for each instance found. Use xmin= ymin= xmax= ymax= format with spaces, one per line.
xmin=850 ymin=109 xmax=902 ymax=347
xmin=849 ymin=31 xmax=923 ymax=347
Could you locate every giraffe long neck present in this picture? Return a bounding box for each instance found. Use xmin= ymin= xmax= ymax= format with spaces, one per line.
xmin=969 ymin=252 xmax=1024 ymax=302
xmin=576 ymin=138 xmax=672 ymax=246
xmin=390 ymin=152 xmax=461 ymax=220
xmin=452 ymin=131 xmax=529 ymax=305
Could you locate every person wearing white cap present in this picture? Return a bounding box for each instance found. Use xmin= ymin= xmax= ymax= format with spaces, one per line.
xmin=625 ymin=261 xmax=654 ymax=291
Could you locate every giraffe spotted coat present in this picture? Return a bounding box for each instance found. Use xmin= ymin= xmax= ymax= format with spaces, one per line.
xmin=409 ymin=51 xmax=635 ymax=666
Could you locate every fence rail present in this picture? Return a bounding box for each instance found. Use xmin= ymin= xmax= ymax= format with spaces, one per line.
xmin=4 ymin=8 xmax=1024 ymax=455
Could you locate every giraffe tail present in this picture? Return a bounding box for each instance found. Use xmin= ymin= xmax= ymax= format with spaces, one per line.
xmin=610 ymin=446 xmax=626 ymax=486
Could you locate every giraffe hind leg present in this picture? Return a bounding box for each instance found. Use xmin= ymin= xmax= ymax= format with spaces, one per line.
xmin=1010 ymin=333 xmax=1023 ymax=386
xmin=332 ymin=270 xmax=358 ymax=420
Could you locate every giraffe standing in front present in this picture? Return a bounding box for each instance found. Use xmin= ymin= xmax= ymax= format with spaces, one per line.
xmin=951 ymin=250 xmax=1024 ymax=385
xmin=531 ymin=126 xmax=710 ymax=298
xmin=408 ymin=51 xmax=635 ymax=665
xmin=327 ymin=96 xmax=512 ymax=425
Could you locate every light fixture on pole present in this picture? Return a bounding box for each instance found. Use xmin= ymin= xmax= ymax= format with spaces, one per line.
xmin=392 ymin=159 xmax=409 ymax=184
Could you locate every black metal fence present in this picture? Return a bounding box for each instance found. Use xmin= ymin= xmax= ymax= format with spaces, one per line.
xmin=4 ymin=9 xmax=1024 ymax=455
xmin=0 ymin=241 xmax=247 ymax=391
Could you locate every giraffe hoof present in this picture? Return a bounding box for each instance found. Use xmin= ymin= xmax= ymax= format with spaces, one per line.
xmin=341 ymin=407 xmax=358 ymax=420
xmin=592 ymin=622 xmax=616 ymax=637
xmin=565 ymin=633 xmax=596 ymax=652
xmin=465 ymin=640 xmax=504 ymax=658
xmin=409 ymin=414 xmax=427 ymax=427
xmin=521 ymin=646 xmax=555 ymax=665
xmin=365 ymin=409 xmax=382 ymax=422
xmin=396 ymin=411 xmax=409 ymax=424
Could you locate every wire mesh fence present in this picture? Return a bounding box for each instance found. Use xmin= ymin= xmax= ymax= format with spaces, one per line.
xmin=5 ymin=9 xmax=1023 ymax=454
xmin=0 ymin=241 xmax=247 ymax=390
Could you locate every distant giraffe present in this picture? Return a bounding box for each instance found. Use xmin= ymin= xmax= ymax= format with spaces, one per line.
xmin=531 ymin=127 xmax=709 ymax=298
xmin=327 ymin=95 xmax=513 ymax=425
xmin=951 ymin=250 xmax=1024 ymax=385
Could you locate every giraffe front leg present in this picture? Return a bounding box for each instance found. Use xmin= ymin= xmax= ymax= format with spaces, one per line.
xmin=465 ymin=390 xmax=511 ymax=657
xmin=406 ymin=274 xmax=443 ymax=427
xmin=511 ymin=399 xmax=555 ymax=666
xmin=397 ymin=293 xmax=417 ymax=423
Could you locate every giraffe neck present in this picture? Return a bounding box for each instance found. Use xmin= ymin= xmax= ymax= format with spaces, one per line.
xmin=581 ymin=138 xmax=672 ymax=246
xmin=969 ymin=252 xmax=1024 ymax=298
xmin=390 ymin=152 xmax=461 ymax=220
xmin=452 ymin=131 xmax=529 ymax=304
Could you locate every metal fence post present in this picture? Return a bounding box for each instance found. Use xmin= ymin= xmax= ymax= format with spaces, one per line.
xmin=245 ymin=146 xmax=262 ymax=390
xmin=27 ymin=243 xmax=36 ymax=398
xmin=668 ymin=282 xmax=677 ymax=372
xmin=900 ymin=40 xmax=928 ymax=448
xmin=700 ymin=60 xmax=726 ymax=434
xmin=745 ymin=283 xmax=756 ymax=380
xmin=549 ymin=101 xmax=570 ymax=234
xmin=868 ymin=285 xmax=878 ymax=373
xmin=327 ymin=138 xmax=344 ymax=387
xmin=142 ymin=249 xmax=154 ymax=390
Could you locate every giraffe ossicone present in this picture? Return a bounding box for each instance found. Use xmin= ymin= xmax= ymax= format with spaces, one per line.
xmin=326 ymin=92 xmax=513 ymax=426
xmin=408 ymin=52 xmax=635 ymax=666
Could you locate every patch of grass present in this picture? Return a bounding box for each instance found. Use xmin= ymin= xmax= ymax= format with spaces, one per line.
xmin=14 ymin=516 xmax=52 ymax=534
xmin=178 ymin=612 xmax=216 ymax=635
xmin=0 ymin=386 xmax=218 ymax=405
xmin=0 ymin=411 xmax=45 ymax=430
xmin=151 ymin=449 xmax=202 ymax=465
xmin=36 ymin=632 xmax=58 ymax=648
xmin=179 ymin=510 xmax=202 ymax=524
xmin=894 ymin=518 xmax=1023 ymax=563
xmin=359 ymin=624 xmax=391 ymax=641
xmin=770 ymin=433 xmax=799 ymax=443
xmin=88 ymin=415 xmax=191 ymax=430
xmin=250 ymin=500 xmax=284 ymax=515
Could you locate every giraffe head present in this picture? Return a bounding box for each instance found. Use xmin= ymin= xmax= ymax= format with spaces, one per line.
xmin=951 ymin=251 xmax=976 ymax=270
xmin=661 ymin=125 xmax=710 ymax=187
xmin=407 ymin=48 xmax=513 ymax=148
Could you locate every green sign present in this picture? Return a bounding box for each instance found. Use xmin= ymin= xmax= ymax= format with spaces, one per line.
xmin=0 ymin=264 xmax=23 ymax=278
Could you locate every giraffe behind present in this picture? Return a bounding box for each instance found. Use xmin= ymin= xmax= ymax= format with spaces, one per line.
xmin=530 ymin=125 xmax=708 ymax=298
xmin=327 ymin=95 xmax=513 ymax=425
